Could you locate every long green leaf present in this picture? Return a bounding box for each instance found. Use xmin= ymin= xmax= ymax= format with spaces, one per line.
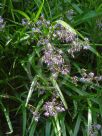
xmin=56 ymin=20 xmax=77 ymax=35
xmin=73 ymin=114 xmax=81 ymax=136
xmin=45 ymin=121 xmax=51 ymax=136
xmin=14 ymin=10 xmax=30 ymax=20
xmin=0 ymin=101 xmax=13 ymax=134
xmin=25 ymin=76 xmax=38 ymax=107
xmin=51 ymin=77 xmax=68 ymax=109
xmin=34 ymin=0 xmax=44 ymax=23
xmin=74 ymin=10 xmax=102 ymax=25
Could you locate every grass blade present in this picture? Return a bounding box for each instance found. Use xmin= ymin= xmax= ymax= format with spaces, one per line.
xmin=54 ymin=115 xmax=61 ymax=136
xmin=0 ymin=101 xmax=13 ymax=134
xmin=73 ymin=114 xmax=81 ymax=136
xmin=34 ymin=0 xmax=44 ymax=23
xmin=51 ymin=77 xmax=68 ymax=109
xmin=87 ymin=100 xmax=92 ymax=136
xmin=45 ymin=121 xmax=51 ymax=136
xmin=25 ymin=76 xmax=38 ymax=107
xmin=14 ymin=10 xmax=30 ymax=20
xmin=56 ymin=20 xmax=77 ymax=35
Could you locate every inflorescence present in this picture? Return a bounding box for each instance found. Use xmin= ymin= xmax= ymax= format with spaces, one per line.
xmin=43 ymin=98 xmax=65 ymax=117
xmin=71 ymin=69 xmax=102 ymax=86
xmin=21 ymin=15 xmax=102 ymax=119
xmin=42 ymin=43 xmax=70 ymax=76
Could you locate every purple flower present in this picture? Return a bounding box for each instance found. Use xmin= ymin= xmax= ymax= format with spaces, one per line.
xmin=61 ymin=66 xmax=69 ymax=75
xmin=32 ymin=111 xmax=40 ymax=122
xmin=43 ymin=99 xmax=65 ymax=117
xmin=42 ymin=43 xmax=70 ymax=75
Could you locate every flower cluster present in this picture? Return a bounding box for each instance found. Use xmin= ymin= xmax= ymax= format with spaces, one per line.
xmin=21 ymin=15 xmax=93 ymax=80
xmin=71 ymin=69 xmax=102 ymax=85
xmin=67 ymin=38 xmax=90 ymax=58
xmin=42 ymin=43 xmax=70 ymax=76
xmin=79 ymin=71 xmax=102 ymax=84
xmin=52 ymin=22 xmax=90 ymax=58
xmin=0 ymin=16 xmax=5 ymax=31
xmin=22 ymin=18 xmax=29 ymax=25
xmin=53 ymin=24 xmax=76 ymax=43
xmin=21 ymin=15 xmax=102 ymax=87
xmin=37 ymin=38 xmax=49 ymax=46
xmin=79 ymin=70 xmax=95 ymax=83
xmin=43 ymin=98 xmax=65 ymax=117
xmin=36 ymin=14 xmax=51 ymax=28
xmin=21 ymin=14 xmax=52 ymax=45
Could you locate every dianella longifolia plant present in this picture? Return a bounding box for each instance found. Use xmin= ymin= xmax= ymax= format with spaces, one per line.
xmin=0 ymin=0 xmax=102 ymax=135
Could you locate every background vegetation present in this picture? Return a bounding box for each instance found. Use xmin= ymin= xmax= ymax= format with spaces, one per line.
xmin=0 ymin=0 xmax=102 ymax=135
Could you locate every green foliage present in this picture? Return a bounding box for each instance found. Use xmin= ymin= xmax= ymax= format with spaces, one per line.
xmin=0 ymin=0 xmax=102 ymax=135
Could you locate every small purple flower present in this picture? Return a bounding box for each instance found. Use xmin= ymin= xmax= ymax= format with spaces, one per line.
xmin=32 ymin=111 xmax=40 ymax=122
xmin=21 ymin=18 xmax=29 ymax=25
xmin=88 ymin=72 xmax=94 ymax=78
xmin=55 ymin=28 xmax=76 ymax=43
xmin=56 ymin=106 xmax=65 ymax=112
xmin=22 ymin=19 xmax=27 ymax=25
xmin=43 ymin=99 xmax=65 ymax=117
xmin=80 ymin=77 xmax=85 ymax=82
xmin=42 ymin=43 xmax=70 ymax=75
xmin=83 ymin=45 xmax=90 ymax=50
xmin=93 ymin=124 xmax=101 ymax=130
xmin=95 ymin=76 xmax=102 ymax=81
xmin=61 ymin=65 xmax=70 ymax=75
xmin=44 ymin=112 xmax=50 ymax=117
